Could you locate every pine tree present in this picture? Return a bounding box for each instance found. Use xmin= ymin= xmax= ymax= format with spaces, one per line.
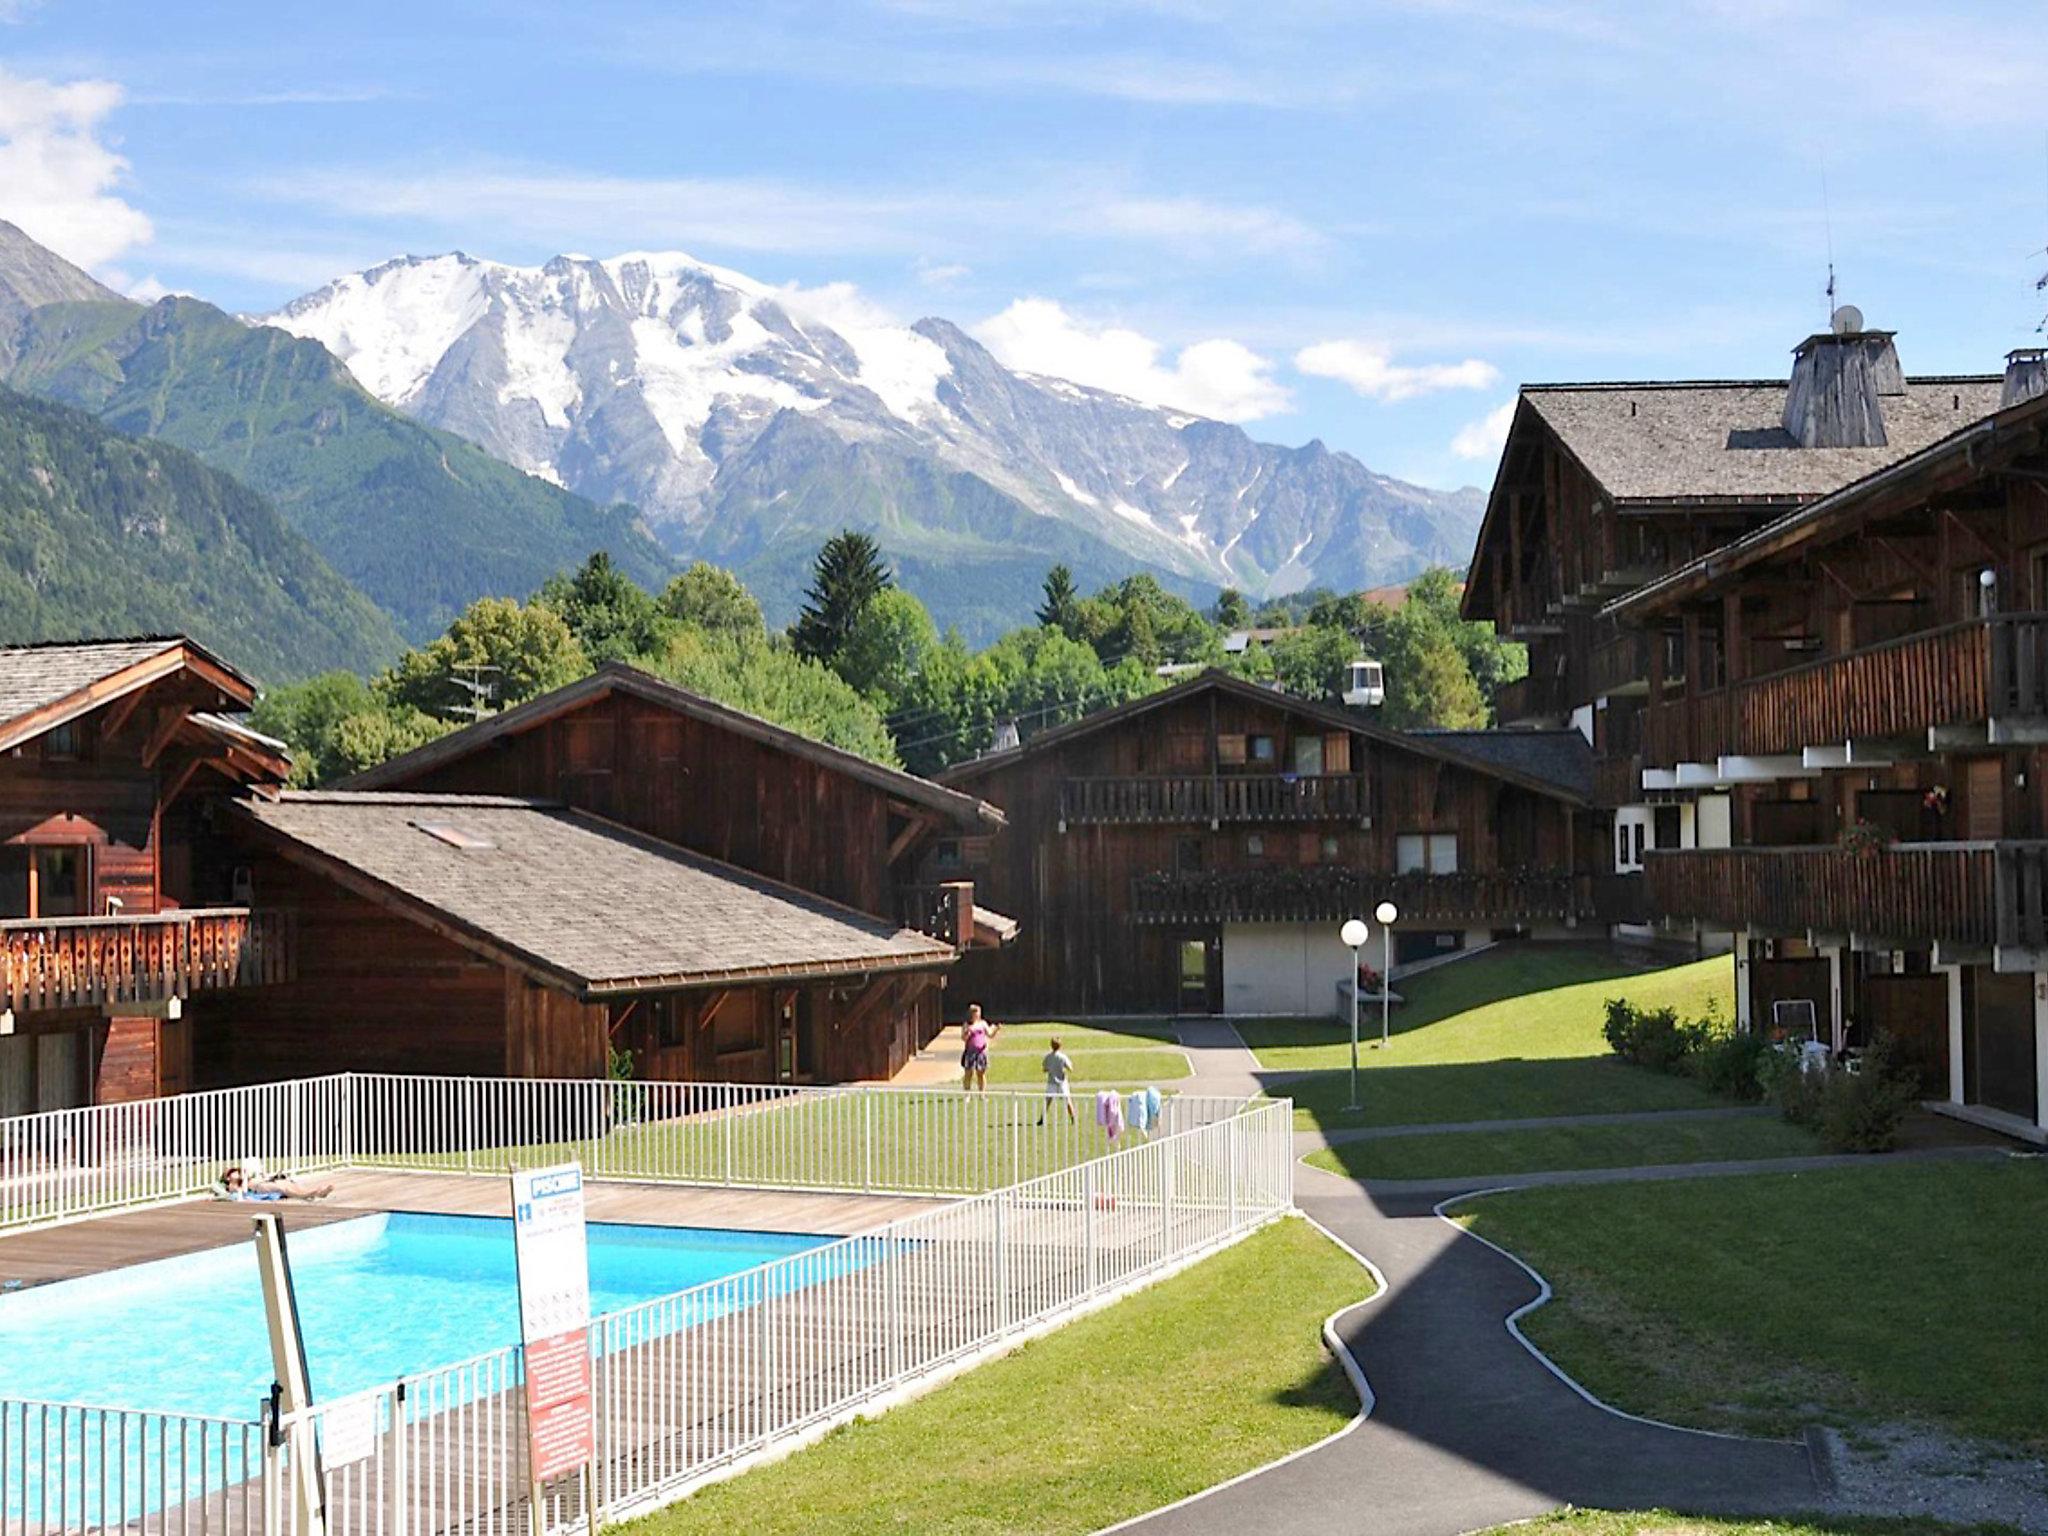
xmin=1214 ymin=587 xmax=1252 ymax=628
xmin=791 ymin=530 xmax=892 ymax=664
xmin=1036 ymin=564 xmax=1080 ymax=634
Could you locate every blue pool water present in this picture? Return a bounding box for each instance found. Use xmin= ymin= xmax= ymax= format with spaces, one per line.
xmin=0 ymin=1213 xmax=833 ymax=1419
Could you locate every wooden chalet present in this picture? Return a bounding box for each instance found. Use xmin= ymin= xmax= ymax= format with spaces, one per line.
xmin=1606 ymin=356 xmax=2048 ymax=1142
xmin=276 ymin=662 xmax=1016 ymax=1082
xmin=937 ymin=670 xmax=1603 ymax=1015
xmin=1461 ymin=320 xmax=2009 ymax=941
xmin=0 ymin=637 xmax=291 ymax=1111
xmin=204 ymin=792 xmax=962 ymax=1085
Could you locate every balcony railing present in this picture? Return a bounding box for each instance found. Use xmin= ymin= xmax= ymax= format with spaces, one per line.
xmin=1644 ymin=615 xmax=2048 ymax=766
xmin=0 ymin=907 xmax=293 ymax=1013
xmin=1059 ymin=774 xmax=1369 ymax=825
xmin=1593 ymin=752 xmax=1641 ymax=807
xmin=1128 ymin=867 xmax=1583 ymax=926
xmin=1586 ymin=871 xmax=1653 ymax=925
xmin=1588 ymin=631 xmax=1650 ymax=697
xmin=897 ymin=882 xmax=975 ymax=949
xmin=1640 ymin=842 xmax=2048 ymax=949
xmin=1495 ymin=672 xmax=1572 ymax=724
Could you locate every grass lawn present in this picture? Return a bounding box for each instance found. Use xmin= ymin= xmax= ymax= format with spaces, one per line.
xmin=1459 ymin=1159 xmax=2048 ymax=1449
xmin=1473 ymin=1511 xmax=2016 ymax=1536
xmin=622 ymin=1216 xmax=1371 ymax=1536
xmin=1235 ymin=945 xmax=1736 ymax=1130
xmin=976 ymin=1019 xmax=1192 ymax=1088
xmin=1304 ymin=1113 xmax=1821 ymax=1181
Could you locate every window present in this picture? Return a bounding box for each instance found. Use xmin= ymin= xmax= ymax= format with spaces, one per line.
xmin=1292 ymin=736 xmax=1324 ymax=776
xmin=713 ymin=996 xmax=759 ymax=1057
xmin=1174 ymin=836 xmax=1204 ymax=875
xmin=41 ymin=721 xmax=81 ymax=761
xmin=652 ymin=996 xmax=685 ymax=1051
xmin=934 ymin=839 xmax=963 ymax=871
xmin=1320 ymin=835 xmax=1340 ymax=862
xmin=1217 ymin=733 xmax=1248 ymax=766
xmin=1248 ymin=735 xmax=1277 ymax=765
xmin=1632 ymin=824 xmax=1645 ymax=865
xmin=1616 ymin=824 xmax=1631 ymax=869
xmin=1245 ymin=833 xmax=1265 ymax=857
xmin=32 ymin=846 xmax=88 ymax=918
xmin=1397 ymin=833 xmax=1457 ymax=874
xmin=1653 ymin=805 xmax=1681 ymax=849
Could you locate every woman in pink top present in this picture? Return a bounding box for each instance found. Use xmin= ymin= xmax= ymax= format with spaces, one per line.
xmin=960 ymin=1003 xmax=1001 ymax=1091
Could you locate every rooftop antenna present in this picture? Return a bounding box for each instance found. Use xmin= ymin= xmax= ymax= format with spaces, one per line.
xmin=447 ymin=662 xmax=501 ymax=722
xmin=1820 ymin=166 xmax=1839 ymax=327
xmin=2036 ymin=132 xmax=2048 ymax=333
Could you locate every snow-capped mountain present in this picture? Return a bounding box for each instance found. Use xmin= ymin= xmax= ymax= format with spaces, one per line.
xmin=268 ymin=251 xmax=1482 ymax=632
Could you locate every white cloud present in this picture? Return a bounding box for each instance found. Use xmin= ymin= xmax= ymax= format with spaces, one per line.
xmin=913 ymin=257 xmax=971 ymax=287
xmin=1450 ymin=399 xmax=1517 ymax=460
xmin=1293 ymin=339 xmax=1500 ymax=402
xmin=0 ymin=66 xmax=153 ymax=271
xmin=1092 ymin=196 xmax=1324 ymax=258
xmin=973 ymin=297 xmax=1291 ymax=422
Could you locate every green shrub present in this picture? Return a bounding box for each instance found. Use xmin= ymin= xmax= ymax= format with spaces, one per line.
xmin=1761 ymin=1035 xmax=1919 ymax=1152
xmin=1602 ymin=998 xmax=1697 ymax=1072
xmin=1683 ymin=1007 xmax=1771 ymax=1102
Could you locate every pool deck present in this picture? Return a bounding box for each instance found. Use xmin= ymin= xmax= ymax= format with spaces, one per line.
xmin=0 ymin=1170 xmax=953 ymax=1290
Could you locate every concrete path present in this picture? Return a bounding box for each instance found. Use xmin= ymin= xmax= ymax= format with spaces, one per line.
xmin=1128 ymin=1018 xmax=1827 ymax=1535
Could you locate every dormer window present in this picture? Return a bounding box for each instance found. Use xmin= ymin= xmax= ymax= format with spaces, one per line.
xmin=42 ymin=721 xmax=82 ymax=762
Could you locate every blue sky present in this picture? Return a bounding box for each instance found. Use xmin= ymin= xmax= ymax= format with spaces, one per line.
xmin=2 ymin=0 xmax=2045 ymax=490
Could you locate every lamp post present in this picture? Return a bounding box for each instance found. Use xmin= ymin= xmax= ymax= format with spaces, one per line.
xmin=1340 ymin=917 xmax=1368 ymax=1110
xmin=1374 ymin=901 xmax=1399 ymax=1048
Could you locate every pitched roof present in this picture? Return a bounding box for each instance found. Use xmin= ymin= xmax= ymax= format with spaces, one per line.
xmin=347 ymin=662 xmax=1002 ymax=830
xmin=1406 ymin=727 xmax=1593 ymax=800
xmin=1520 ymin=375 xmax=2004 ymax=505
xmin=235 ymin=791 xmax=957 ymax=996
xmin=0 ymin=636 xmax=259 ymax=754
xmin=1607 ymin=384 xmax=2048 ymax=620
xmin=939 ymin=669 xmax=1589 ymax=806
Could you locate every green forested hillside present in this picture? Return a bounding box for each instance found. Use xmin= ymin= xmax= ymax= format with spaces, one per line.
xmin=7 ymin=295 xmax=673 ymax=640
xmin=0 ymin=385 xmax=404 ymax=680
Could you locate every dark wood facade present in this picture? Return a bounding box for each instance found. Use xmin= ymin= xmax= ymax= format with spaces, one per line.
xmin=0 ymin=640 xmax=291 ymax=1111
xmin=939 ymin=672 xmax=1598 ymax=1015
xmin=202 ymin=666 xmax=994 ymax=1088
xmin=1618 ymin=383 xmax=2048 ymax=1135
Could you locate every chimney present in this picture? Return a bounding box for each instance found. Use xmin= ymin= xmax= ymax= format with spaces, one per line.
xmin=1782 ymin=306 xmax=1905 ymax=449
xmin=2003 ymin=347 xmax=2048 ymax=409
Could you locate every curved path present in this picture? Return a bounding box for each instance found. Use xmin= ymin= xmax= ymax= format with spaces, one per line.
xmin=1118 ymin=1022 xmax=1825 ymax=1535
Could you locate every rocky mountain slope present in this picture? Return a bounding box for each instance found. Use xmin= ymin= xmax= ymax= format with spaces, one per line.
xmin=0 ymin=222 xmax=672 ymax=642
xmin=271 ymin=251 xmax=1484 ymax=637
xmin=0 ymin=384 xmax=404 ymax=680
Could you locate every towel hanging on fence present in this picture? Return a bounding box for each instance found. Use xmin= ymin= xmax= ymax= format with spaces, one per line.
xmin=1125 ymin=1090 xmax=1149 ymax=1133
xmin=1096 ymin=1089 xmax=1124 ymax=1141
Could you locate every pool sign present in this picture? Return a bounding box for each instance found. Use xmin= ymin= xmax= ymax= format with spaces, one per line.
xmin=511 ymin=1163 xmax=594 ymax=1487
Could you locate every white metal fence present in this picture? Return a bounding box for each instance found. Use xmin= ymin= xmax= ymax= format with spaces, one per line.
xmin=0 ymin=1072 xmax=1254 ymax=1232
xmin=0 ymin=1076 xmax=1292 ymax=1536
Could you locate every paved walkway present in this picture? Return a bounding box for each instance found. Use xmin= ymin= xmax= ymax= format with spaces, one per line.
xmin=1311 ymin=1102 xmax=1774 ymax=1147
xmin=1131 ymin=1018 xmax=1827 ymax=1535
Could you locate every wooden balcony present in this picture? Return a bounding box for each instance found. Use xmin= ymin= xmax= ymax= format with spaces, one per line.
xmin=1586 ymin=871 xmax=1652 ymax=925
xmin=1644 ymin=615 xmax=2048 ymax=766
xmin=1128 ymin=867 xmax=1583 ymax=926
xmin=0 ymin=907 xmax=293 ymax=1014
xmin=1059 ymin=774 xmax=1369 ymax=826
xmin=1640 ymin=842 xmax=2048 ymax=949
xmin=1495 ymin=672 xmax=1572 ymax=725
xmin=1587 ymin=632 xmax=1650 ymax=698
xmin=897 ymin=882 xmax=975 ymax=950
xmin=1592 ymin=752 xmax=1641 ymax=807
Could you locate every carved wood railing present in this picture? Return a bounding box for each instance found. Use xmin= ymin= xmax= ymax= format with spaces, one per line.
xmin=1128 ymin=867 xmax=1583 ymax=926
xmin=1641 ymin=843 xmax=2033 ymax=947
xmin=1644 ymin=616 xmax=2048 ymax=767
xmin=1587 ymin=631 xmax=1650 ymax=697
xmin=897 ymin=882 xmax=974 ymax=950
xmin=1059 ymin=774 xmax=1369 ymax=825
xmin=0 ymin=907 xmax=293 ymax=1013
xmin=1495 ymin=673 xmax=1572 ymax=724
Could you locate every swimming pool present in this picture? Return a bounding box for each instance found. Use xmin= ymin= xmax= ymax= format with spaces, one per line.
xmin=0 ymin=1212 xmax=835 ymax=1419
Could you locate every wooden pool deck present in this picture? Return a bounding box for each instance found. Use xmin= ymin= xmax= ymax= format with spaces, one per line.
xmin=0 ymin=1170 xmax=952 ymax=1289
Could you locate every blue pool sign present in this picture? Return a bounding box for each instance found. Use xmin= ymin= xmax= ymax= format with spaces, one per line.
xmin=510 ymin=1163 xmax=594 ymax=1487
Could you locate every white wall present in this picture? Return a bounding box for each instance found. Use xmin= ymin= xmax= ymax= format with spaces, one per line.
xmin=1696 ymin=793 xmax=1733 ymax=849
xmin=1222 ymin=922 xmax=1357 ymax=1017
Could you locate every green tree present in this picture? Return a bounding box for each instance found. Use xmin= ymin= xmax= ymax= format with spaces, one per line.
xmin=534 ymin=551 xmax=669 ymax=663
xmin=838 ymin=587 xmax=938 ymax=706
xmin=1213 ymin=588 xmax=1252 ymax=628
xmin=659 ymin=561 xmax=765 ymax=640
xmin=1036 ymin=564 xmax=1081 ymax=634
xmin=379 ymin=597 xmax=590 ymax=719
xmin=790 ymin=531 xmax=891 ymax=665
xmin=329 ymin=705 xmax=454 ymax=778
xmin=651 ymin=626 xmax=900 ymax=764
xmin=248 ymin=671 xmax=382 ymax=787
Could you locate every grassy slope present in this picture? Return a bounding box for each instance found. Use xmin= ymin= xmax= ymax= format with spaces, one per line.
xmin=1236 ymin=946 xmax=1736 ymax=1130
xmin=979 ymin=1021 xmax=1192 ymax=1088
xmin=1474 ymin=1511 xmax=2016 ymax=1536
xmin=625 ymin=1216 xmax=1369 ymax=1536
xmin=11 ymin=298 xmax=673 ymax=641
xmin=1461 ymin=1161 xmax=2048 ymax=1449
xmin=0 ymin=384 xmax=403 ymax=679
xmin=1307 ymin=1113 xmax=1820 ymax=1181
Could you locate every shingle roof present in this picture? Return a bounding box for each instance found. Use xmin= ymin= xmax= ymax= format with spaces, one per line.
xmin=347 ymin=662 xmax=1003 ymax=830
xmin=0 ymin=636 xmax=258 ymax=750
xmin=1407 ymin=728 xmax=1593 ymax=800
xmin=1523 ymin=376 xmax=2004 ymax=503
xmin=236 ymin=792 xmax=957 ymax=995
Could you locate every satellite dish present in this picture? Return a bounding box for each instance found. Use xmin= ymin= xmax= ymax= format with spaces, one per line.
xmin=1830 ymin=304 xmax=1863 ymax=336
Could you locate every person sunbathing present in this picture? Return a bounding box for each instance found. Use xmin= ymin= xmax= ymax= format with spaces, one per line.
xmin=219 ymin=1166 xmax=334 ymax=1201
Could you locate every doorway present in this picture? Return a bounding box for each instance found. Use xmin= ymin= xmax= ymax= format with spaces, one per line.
xmin=1964 ymin=970 xmax=2038 ymax=1121
xmin=1177 ymin=937 xmax=1220 ymax=1014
